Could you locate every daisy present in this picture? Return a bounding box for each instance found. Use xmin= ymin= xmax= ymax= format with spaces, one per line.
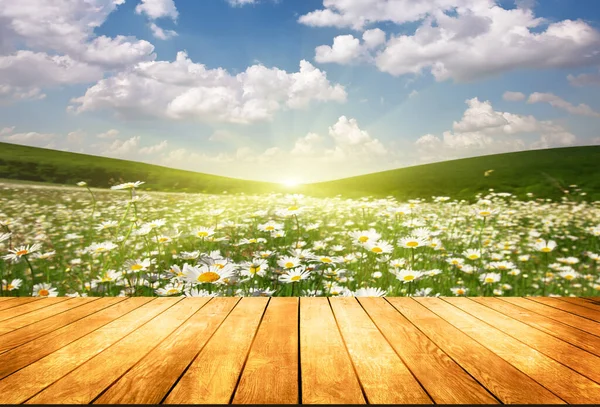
xmin=279 ymin=268 xmax=311 ymax=283
xmin=2 ymin=278 xmax=22 ymax=291
xmin=451 ymin=287 xmax=469 ymax=296
xmin=156 ymin=283 xmax=184 ymax=296
xmin=277 ymin=256 xmax=301 ymax=270
xmin=93 ymin=269 xmax=123 ymax=284
xmin=86 ymin=241 xmax=118 ymax=254
xmin=95 ymin=221 xmax=119 ymax=232
xmin=33 ymin=283 xmax=58 ymax=297
xmin=398 ymin=236 xmax=428 ymax=249
xmin=366 ymin=240 xmax=394 ymax=254
xmin=559 ymin=270 xmax=580 ymax=281
xmin=534 ymin=240 xmax=557 ymax=253
xmin=0 ymin=232 xmax=11 ymax=243
xmin=463 ymin=249 xmax=481 ymax=261
xmin=480 ymin=273 xmax=501 ymax=284
xmin=352 ymin=287 xmax=387 ymax=297
xmin=124 ymin=258 xmax=153 ymax=273
xmin=248 ymin=288 xmax=277 ymax=297
xmin=240 ymin=259 xmax=269 ymax=278
xmin=111 ymin=181 xmax=145 ymax=190
xmin=183 ymin=263 xmax=236 ymax=284
xmin=3 ymin=243 xmax=42 ymax=261
xmin=184 ymin=287 xmax=216 ymax=297
xmin=395 ymin=268 xmax=423 ymax=283
xmin=349 ymin=229 xmax=381 ymax=245
xmin=193 ymin=227 xmax=215 ymax=239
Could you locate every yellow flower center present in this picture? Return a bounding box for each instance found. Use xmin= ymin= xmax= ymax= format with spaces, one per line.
xmin=541 ymin=247 xmax=552 ymax=253
xmin=167 ymin=288 xmax=180 ymax=295
xmin=249 ymin=239 xmax=257 ymax=243
xmin=284 ymin=262 xmax=295 ymax=268
xmin=565 ymin=275 xmax=574 ymax=280
xmin=197 ymin=272 xmax=220 ymax=283
xmin=197 ymin=232 xmax=208 ymax=237
xmin=131 ymin=264 xmax=143 ymax=271
xmin=250 ymin=266 xmax=260 ymax=274
xmin=288 ymin=206 xmax=298 ymax=211
xmin=371 ymin=247 xmax=383 ymax=253
xmin=290 ymin=275 xmax=302 ymax=282
xmin=406 ymin=241 xmax=419 ymax=248
xmin=485 ymin=277 xmax=495 ymax=283
xmin=480 ymin=211 xmax=491 ymax=216
xmin=265 ymin=226 xmax=274 ymax=231
xmin=15 ymin=249 xmax=28 ymax=256
xmin=95 ymin=248 xmax=106 ymax=253
xmin=38 ymin=289 xmax=50 ymax=296
xmin=358 ymin=236 xmax=369 ymax=243
xmin=159 ymin=237 xmax=169 ymax=242
xmin=321 ymin=258 xmax=332 ymax=263
xmin=403 ymin=275 xmax=415 ymax=281
xmin=457 ymin=289 xmax=465 ymax=295
xmin=216 ymin=264 xmax=225 ymax=269
xmin=7 ymin=284 xmax=14 ymax=290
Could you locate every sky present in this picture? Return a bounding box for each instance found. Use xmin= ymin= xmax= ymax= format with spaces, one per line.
xmin=1 ymin=0 xmax=600 ymax=184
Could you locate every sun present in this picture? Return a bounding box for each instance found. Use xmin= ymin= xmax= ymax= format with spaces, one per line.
xmin=282 ymin=179 xmax=300 ymax=187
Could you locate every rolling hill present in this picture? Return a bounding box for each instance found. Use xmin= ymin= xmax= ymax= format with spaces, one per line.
xmin=1 ymin=142 xmax=599 ymax=201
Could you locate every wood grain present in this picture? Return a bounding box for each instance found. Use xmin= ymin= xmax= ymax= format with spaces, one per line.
xmin=386 ymin=297 xmax=564 ymax=404
xmin=470 ymin=297 xmax=600 ymax=357
xmin=299 ymin=297 xmax=365 ymax=405
xmin=0 ymin=297 xmax=69 ymax=322
xmin=358 ymin=297 xmax=498 ymax=404
xmin=528 ymin=297 xmax=600 ymax=322
xmin=95 ymin=297 xmax=239 ymax=404
xmin=0 ymin=297 xmax=124 ymax=354
xmin=0 ymin=297 xmax=151 ymax=382
xmin=0 ymin=297 xmax=38 ymax=311
xmin=427 ymin=297 xmax=600 ymax=403
xmin=500 ymin=297 xmax=600 ymax=336
xmin=232 ymin=297 xmax=299 ymax=405
xmin=0 ymin=297 xmax=174 ymax=404
xmin=0 ymin=297 xmax=99 ymax=334
xmin=163 ymin=297 xmax=269 ymax=405
xmin=26 ymin=297 xmax=209 ymax=404
xmin=555 ymin=297 xmax=600 ymax=311
xmin=329 ymin=297 xmax=431 ymax=404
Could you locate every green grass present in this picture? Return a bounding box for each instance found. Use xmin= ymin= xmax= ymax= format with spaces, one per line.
xmin=0 ymin=142 xmax=283 ymax=195
xmin=1 ymin=142 xmax=599 ymax=200
xmin=298 ymin=146 xmax=600 ymax=201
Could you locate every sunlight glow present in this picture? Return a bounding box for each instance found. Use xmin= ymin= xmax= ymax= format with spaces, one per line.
xmin=282 ymin=179 xmax=301 ymax=187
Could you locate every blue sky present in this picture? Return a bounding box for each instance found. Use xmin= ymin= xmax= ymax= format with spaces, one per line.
xmin=1 ymin=0 xmax=600 ymax=183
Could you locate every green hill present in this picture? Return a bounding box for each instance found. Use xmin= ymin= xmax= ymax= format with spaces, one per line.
xmin=297 ymin=146 xmax=600 ymax=201
xmin=1 ymin=142 xmax=599 ymax=201
xmin=0 ymin=142 xmax=282 ymax=194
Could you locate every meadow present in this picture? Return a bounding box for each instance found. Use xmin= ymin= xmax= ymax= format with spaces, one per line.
xmin=1 ymin=179 xmax=599 ymax=298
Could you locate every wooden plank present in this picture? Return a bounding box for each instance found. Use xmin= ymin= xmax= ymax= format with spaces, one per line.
xmin=386 ymin=297 xmax=564 ymax=404
xmin=500 ymin=297 xmax=600 ymax=336
xmin=471 ymin=297 xmax=600 ymax=357
xmin=0 ymin=297 xmax=152 ymax=381
xmin=163 ymin=297 xmax=269 ymax=405
xmin=358 ymin=297 xmax=498 ymax=404
xmin=329 ymin=297 xmax=431 ymax=404
xmin=556 ymin=297 xmax=600 ymax=311
xmin=26 ymin=297 xmax=211 ymax=404
xmin=0 ymin=297 xmax=16 ymax=302
xmin=0 ymin=297 xmax=125 ymax=353
xmin=297 ymin=297 xmax=365 ymax=405
xmin=232 ymin=297 xmax=299 ymax=405
xmin=95 ymin=297 xmax=240 ymax=405
xmin=0 ymin=297 xmax=68 ymax=321
xmin=0 ymin=297 xmax=99 ymax=334
xmin=0 ymin=297 xmax=176 ymax=404
xmin=0 ymin=298 xmax=38 ymax=311
xmin=426 ymin=297 xmax=600 ymax=404
xmin=528 ymin=297 xmax=600 ymax=322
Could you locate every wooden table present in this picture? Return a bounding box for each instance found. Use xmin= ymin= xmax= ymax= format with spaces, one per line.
xmin=0 ymin=296 xmax=599 ymax=404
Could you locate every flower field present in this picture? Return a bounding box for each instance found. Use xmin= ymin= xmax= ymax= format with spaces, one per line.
xmin=1 ymin=180 xmax=599 ymax=298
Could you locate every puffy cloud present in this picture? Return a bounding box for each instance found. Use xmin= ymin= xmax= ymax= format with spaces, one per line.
xmin=139 ymin=140 xmax=168 ymax=154
xmin=0 ymin=0 xmax=155 ymax=101
xmin=306 ymin=1 xmax=600 ymax=82
xmin=226 ymin=0 xmax=258 ymax=6
xmin=291 ymin=132 xmax=323 ymax=156
xmin=527 ymin=92 xmax=600 ymax=117
xmin=97 ymin=129 xmax=120 ymax=139
xmin=415 ymin=97 xmax=577 ymax=162
xmin=3 ymin=131 xmax=55 ymax=145
xmin=104 ymin=136 xmax=141 ymax=156
xmin=0 ymin=127 xmax=15 ymax=136
xmin=70 ymin=52 xmax=347 ymax=124
xmin=568 ymin=69 xmax=600 ymax=87
xmin=148 ymin=23 xmax=178 ymax=40
xmin=362 ymin=28 xmax=386 ymax=49
xmin=503 ymin=91 xmax=526 ymax=101
xmin=135 ymin=0 xmax=178 ymax=21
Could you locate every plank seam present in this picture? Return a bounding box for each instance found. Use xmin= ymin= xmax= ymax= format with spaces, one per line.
xmin=89 ymin=297 xmax=216 ymax=405
xmin=157 ymin=297 xmax=242 ymax=404
xmin=423 ymin=297 xmax=568 ymax=403
xmin=382 ymin=297 xmax=502 ymax=404
xmin=526 ymin=297 xmax=600 ymax=323
xmin=228 ymin=297 xmax=271 ymax=404
xmin=0 ymin=298 xmax=72 ymax=323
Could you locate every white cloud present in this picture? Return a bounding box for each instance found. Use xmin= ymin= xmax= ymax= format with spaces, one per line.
xmin=104 ymin=135 xmax=141 ymax=156
xmin=362 ymin=28 xmax=386 ymax=49
xmin=408 ymin=90 xmax=418 ymax=98
xmin=0 ymin=0 xmax=155 ymax=101
xmin=3 ymin=131 xmax=55 ymax=143
xmin=503 ymin=91 xmax=526 ymax=101
xmin=135 ymin=0 xmax=178 ymax=20
xmin=67 ymin=130 xmax=86 ymax=144
xmin=315 ymin=35 xmax=364 ymax=64
xmin=70 ymin=52 xmax=347 ymax=124
xmin=226 ymin=0 xmax=258 ymax=6
xmin=139 ymin=140 xmax=168 ymax=154
xmin=97 ymin=129 xmax=120 ymax=139
xmin=415 ymin=97 xmax=577 ymax=162
xmin=306 ymin=1 xmax=600 ymax=82
xmin=527 ymin=92 xmax=600 ymax=117
xmin=291 ymin=132 xmax=322 ymax=156
xmin=0 ymin=127 xmax=14 ymax=136
xmin=149 ymin=22 xmax=178 ymax=40
xmin=568 ymin=69 xmax=600 ymax=87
